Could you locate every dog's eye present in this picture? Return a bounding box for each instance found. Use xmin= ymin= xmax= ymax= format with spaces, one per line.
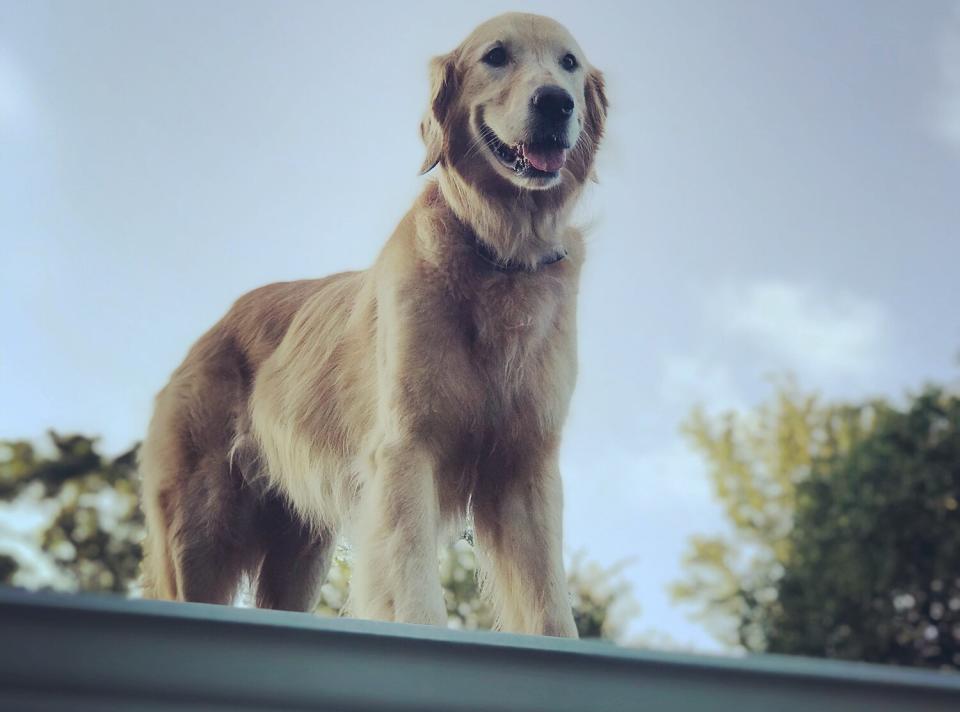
xmin=561 ymin=53 xmax=579 ymax=72
xmin=482 ymin=46 xmax=508 ymax=68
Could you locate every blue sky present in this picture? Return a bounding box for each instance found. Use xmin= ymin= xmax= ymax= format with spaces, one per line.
xmin=2 ymin=0 xmax=959 ymax=651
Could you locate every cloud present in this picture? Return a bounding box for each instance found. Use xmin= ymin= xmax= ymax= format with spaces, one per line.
xmin=715 ymin=280 xmax=887 ymax=382
xmin=932 ymin=2 xmax=960 ymax=149
xmin=659 ymin=355 xmax=747 ymax=416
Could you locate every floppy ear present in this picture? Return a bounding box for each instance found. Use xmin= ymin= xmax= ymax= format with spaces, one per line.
xmin=419 ymin=53 xmax=457 ymax=175
xmin=584 ymin=69 xmax=608 ymax=141
xmin=583 ymin=69 xmax=608 ymax=181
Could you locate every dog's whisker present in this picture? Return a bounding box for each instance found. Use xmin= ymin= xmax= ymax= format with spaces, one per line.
xmin=451 ymin=129 xmax=494 ymax=168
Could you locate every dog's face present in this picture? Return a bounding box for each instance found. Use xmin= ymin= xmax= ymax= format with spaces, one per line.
xmin=421 ymin=13 xmax=607 ymax=192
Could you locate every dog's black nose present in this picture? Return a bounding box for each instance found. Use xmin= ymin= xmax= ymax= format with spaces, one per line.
xmin=531 ymin=85 xmax=574 ymax=123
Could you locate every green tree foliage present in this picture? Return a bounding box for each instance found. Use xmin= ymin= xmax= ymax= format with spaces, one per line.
xmin=1 ymin=432 xmax=634 ymax=640
xmin=674 ymin=384 xmax=960 ymax=669
xmin=768 ymin=389 xmax=960 ymax=668
xmin=0 ymin=432 xmax=142 ymax=593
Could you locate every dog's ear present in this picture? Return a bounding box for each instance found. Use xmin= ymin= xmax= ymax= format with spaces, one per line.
xmin=419 ymin=52 xmax=457 ymax=175
xmin=584 ymin=68 xmax=608 ymax=142
xmin=583 ymin=69 xmax=608 ymax=182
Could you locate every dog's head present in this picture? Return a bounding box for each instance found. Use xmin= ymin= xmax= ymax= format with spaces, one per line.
xmin=420 ymin=13 xmax=607 ymax=192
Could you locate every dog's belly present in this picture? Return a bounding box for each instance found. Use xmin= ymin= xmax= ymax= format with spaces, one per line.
xmin=253 ymin=420 xmax=360 ymax=529
xmin=247 ymin=275 xmax=375 ymax=532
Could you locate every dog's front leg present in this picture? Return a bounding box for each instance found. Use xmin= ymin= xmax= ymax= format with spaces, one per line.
xmin=474 ymin=460 xmax=578 ymax=638
xmin=351 ymin=440 xmax=447 ymax=626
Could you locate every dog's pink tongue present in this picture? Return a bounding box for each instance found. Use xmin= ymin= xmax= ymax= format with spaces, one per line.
xmin=524 ymin=145 xmax=567 ymax=173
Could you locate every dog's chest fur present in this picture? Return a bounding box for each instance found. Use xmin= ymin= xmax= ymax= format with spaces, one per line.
xmin=400 ymin=256 xmax=578 ymax=468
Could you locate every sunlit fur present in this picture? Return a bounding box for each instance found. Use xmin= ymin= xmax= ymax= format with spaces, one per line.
xmin=140 ymin=12 xmax=606 ymax=637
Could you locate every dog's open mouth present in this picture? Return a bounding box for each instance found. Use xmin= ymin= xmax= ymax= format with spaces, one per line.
xmin=481 ymin=121 xmax=569 ymax=177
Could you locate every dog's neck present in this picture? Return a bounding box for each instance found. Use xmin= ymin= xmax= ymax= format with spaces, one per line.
xmin=436 ymin=168 xmax=580 ymax=272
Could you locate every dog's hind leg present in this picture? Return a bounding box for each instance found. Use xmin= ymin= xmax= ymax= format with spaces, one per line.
xmin=174 ymin=536 xmax=245 ymax=604
xmin=140 ymin=489 xmax=179 ymax=600
xmin=172 ymin=469 xmax=255 ymax=605
xmin=139 ymin=416 xmax=183 ymax=601
xmin=255 ymin=495 xmax=335 ymax=612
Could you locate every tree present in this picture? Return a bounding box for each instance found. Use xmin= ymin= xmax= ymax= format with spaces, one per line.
xmin=0 ymin=432 xmax=142 ymax=593
xmin=671 ymin=384 xmax=844 ymax=649
xmin=1 ymin=432 xmax=635 ymax=640
xmin=674 ymin=384 xmax=960 ymax=669
xmin=767 ymin=389 xmax=960 ymax=668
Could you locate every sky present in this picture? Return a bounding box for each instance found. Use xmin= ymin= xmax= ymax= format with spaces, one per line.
xmin=2 ymin=0 xmax=959 ymax=652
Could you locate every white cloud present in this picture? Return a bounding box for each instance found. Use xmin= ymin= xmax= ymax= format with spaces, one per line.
xmin=715 ymin=280 xmax=887 ymax=382
xmin=659 ymin=355 xmax=747 ymax=416
xmin=932 ymin=2 xmax=960 ymax=149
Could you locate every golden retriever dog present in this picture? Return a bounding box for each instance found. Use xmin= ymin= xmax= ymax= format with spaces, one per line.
xmin=140 ymin=12 xmax=606 ymax=637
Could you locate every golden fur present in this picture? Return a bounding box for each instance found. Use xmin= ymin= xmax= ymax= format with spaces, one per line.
xmin=140 ymin=12 xmax=607 ymax=637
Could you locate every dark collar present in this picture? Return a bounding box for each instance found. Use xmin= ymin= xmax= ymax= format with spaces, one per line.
xmin=471 ymin=234 xmax=568 ymax=274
